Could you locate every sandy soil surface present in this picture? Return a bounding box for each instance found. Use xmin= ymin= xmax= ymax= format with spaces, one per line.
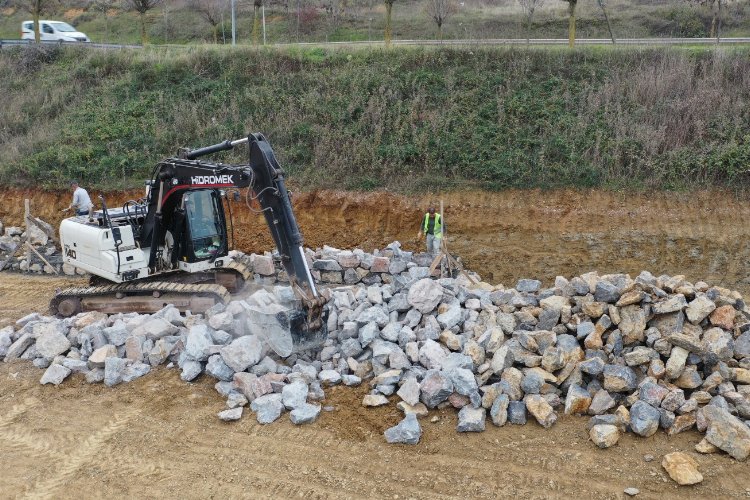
xmin=1 ymin=188 xmax=750 ymax=498
xmin=1 ymin=360 xmax=750 ymax=500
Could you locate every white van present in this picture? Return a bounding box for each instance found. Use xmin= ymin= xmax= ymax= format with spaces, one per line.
xmin=21 ymin=20 xmax=90 ymax=43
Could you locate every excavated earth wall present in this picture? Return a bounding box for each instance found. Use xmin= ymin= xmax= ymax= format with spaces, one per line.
xmin=1 ymin=188 xmax=749 ymax=296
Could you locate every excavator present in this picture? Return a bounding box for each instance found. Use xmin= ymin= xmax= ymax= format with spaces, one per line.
xmin=51 ymin=133 xmax=328 ymax=354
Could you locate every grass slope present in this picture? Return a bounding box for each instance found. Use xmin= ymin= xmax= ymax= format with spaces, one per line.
xmin=0 ymin=45 xmax=748 ymax=192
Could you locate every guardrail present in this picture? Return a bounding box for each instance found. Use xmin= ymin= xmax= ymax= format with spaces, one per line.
xmin=2 ymin=37 xmax=749 ymax=50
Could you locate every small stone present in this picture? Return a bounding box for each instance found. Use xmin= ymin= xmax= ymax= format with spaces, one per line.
xmin=250 ymin=393 xmax=284 ymax=424
xmin=490 ymin=394 xmax=510 ymax=426
xmin=384 ymin=414 xmax=422 ymax=444
xmin=104 ymin=357 xmax=129 ymax=387
xmin=456 ymin=406 xmax=486 ymax=432
xmin=695 ymin=438 xmax=719 ymax=454
xmin=602 ymin=365 xmax=637 ymax=392
xmin=40 ymin=364 xmax=71 ymax=385
xmin=630 ymin=400 xmax=661 ymax=437
xmin=282 ymin=381 xmax=309 ymax=410
xmin=397 ymin=377 xmax=421 ymax=406
xmin=524 ymin=394 xmax=557 ymax=429
xmin=396 ymin=401 xmax=429 ymax=418
xmin=644 ymin=454 xmax=654 ymax=462
xmin=661 ymin=452 xmax=703 ymax=485
xmin=218 ymin=407 xmax=243 ymax=421
xmin=624 ymin=487 xmax=639 ymax=496
xmin=319 ymin=369 xmax=342 ymax=386
xmin=508 ymin=401 xmax=527 ymax=424
xmin=589 ymin=424 xmax=620 ymax=448
xmin=363 ymin=394 xmax=389 ymax=407
xmin=206 ymin=354 xmax=234 ymax=382
xmin=290 ymin=403 xmax=321 ymax=424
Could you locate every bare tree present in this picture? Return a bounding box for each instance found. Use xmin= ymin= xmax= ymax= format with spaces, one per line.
xmin=252 ymin=0 xmax=262 ymax=45
xmin=596 ymin=0 xmax=615 ymax=43
xmin=188 ymin=0 xmax=224 ymax=43
xmin=517 ymin=0 xmax=543 ymax=44
xmin=560 ymin=0 xmax=577 ymax=47
xmin=384 ymin=0 xmax=395 ymax=46
xmin=425 ymin=0 xmax=457 ymax=40
xmin=124 ymin=0 xmax=163 ymax=44
xmin=14 ymin=0 xmax=59 ymax=42
xmin=690 ymin=0 xmax=731 ymax=42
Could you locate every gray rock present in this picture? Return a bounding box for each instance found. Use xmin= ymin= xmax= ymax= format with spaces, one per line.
xmin=104 ymin=357 xmax=129 ymax=387
xmin=448 ymin=368 xmax=478 ymax=396
xmin=437 ymin=301 xmax=463 ymax=330
xmin=735 ymin=331 xmax=750 ymax=358
xmin=313 ymin=259 xmax=342 ymax=271
xmin=420 ymin=370 xmax=453 ymax=408
xmin=4 ymin=333 xmax=34 ymax=361
xmin=357 ymin=306 xmax=389 ymax=328
xmin=624 ymin=487 xmax=640 ymax=496
xmin=397 ymin=377 xmax=421 ymax=406
xmin=220 ymin=335 xmax=263 ymax=372
xmin=703 ymin=405 xmax=750 ymax=460
xmin=652 ymin=295 xmax=687 ymax=315
xmin=180 ymin=360 xmax=203 ymax=382
xmin=508 ymin=401 xmax=527 ymax=424
xmin=218 ymin=407 xmax=243 ymax=421
xmin=661 ymin=389 xmax=686 ymax=412
xmin=702 ymin=327 xmax=734 ymax=361
xmin=630 ymin=400 xmax=661 ymax=437
xmin=342 ymin=374 xmax=362 ymax=386
xmin=521 ymin=370 xmax=545 ymax=395
xmin=384 ymin=413 xmax=422 ymax=444
xmin=319 ymin=369 xmax=342 ymax=385
xmin=36 ymin=331 xmax=71 ymax=360
xmin=589 ymin=389 xmax=616 ymax=415
xmin=282 ymin=381 xmax=309 ymax=410
xmin=639 ymin=382 xmax=669 ymax=407
xmin=579 ymin=357 xmax=606 ymax=376
xmin=594 ymin=281 xmax=621 ymax=303
xmin=516 ymin=279 xmax=541 ymax=293
xmin=122 ymin=362 xmax=151 ymax=382
xmin=206 ymin=354 xmax=234 ymax=381
xmin=603 ymin=365 xmax=637 ymax=392
xmin=40 ymin=364 xmax=71 ymax=385
xmin=250 ymin=393 xmax=284 ymax=424
xmin=407 ymin=278 xmax=444 ymax=313
xmin=590 ymin=424 xmax=620 ymax=448
xmin=85 ymin=368 xmax=104 ymax=384
xmin=226 ymin=392 xmax=248 ymax=408
xmin=419 ymin=339 xmax=448 ymax=370
xmin=186 ymin=324 xmax=213 ymax=361
xmin=103 ymin=323 xmax=129 ymax=347
xmin=619 ymin=306 xmax=647 ymax=344
xmin=665 ymin=346 xmax=689 ymax=379
xmin=685 ymin=295 xmax=716 ymax=324
xmin=290 ymin=403 xmax=321 ymax=425
xmin=457 ymin=406 xmax=486 ymax=432
xmin=490 ymin=394 xmax=510 ymax=426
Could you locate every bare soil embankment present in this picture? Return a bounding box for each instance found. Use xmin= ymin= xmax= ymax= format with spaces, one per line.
xmin=2 ymin=188 xmax=749 ymax=296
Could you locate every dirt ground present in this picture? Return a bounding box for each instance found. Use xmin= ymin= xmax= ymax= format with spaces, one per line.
xmin=1 ymin=188 xmax=750 ymax=499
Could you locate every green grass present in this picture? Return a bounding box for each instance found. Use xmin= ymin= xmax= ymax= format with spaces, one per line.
xmin=1 ymin=44 xmax=749 ymax=193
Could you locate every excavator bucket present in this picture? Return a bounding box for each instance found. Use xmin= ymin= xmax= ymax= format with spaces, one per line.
xmin=244 ymin=289 xmax=328 ymax=357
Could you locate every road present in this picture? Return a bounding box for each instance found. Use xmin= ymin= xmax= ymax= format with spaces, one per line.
xmin=1 ymin=37 xmax=749 ymax=50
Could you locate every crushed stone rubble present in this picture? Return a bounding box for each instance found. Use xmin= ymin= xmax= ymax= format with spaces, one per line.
xmin=2 ymin=240 xmax=750 ymax=469
xmin=0 ymin=216 xmax=83 ymax=275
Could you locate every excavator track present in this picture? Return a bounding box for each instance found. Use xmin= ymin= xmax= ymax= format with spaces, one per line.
xmin=50 ymin=281 xmax=231 ymax=317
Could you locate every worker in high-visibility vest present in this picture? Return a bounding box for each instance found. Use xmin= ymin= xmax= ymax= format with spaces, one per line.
xmin=418 ymin=207 xmax=443 ymax=254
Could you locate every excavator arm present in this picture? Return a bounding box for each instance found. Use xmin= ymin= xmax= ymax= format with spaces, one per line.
xmin=148 ymin=133 xmax=328 ymax=353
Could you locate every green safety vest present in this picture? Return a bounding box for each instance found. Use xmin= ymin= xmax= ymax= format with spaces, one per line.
xmin=422 ymin=213 xmax=442 ymax=238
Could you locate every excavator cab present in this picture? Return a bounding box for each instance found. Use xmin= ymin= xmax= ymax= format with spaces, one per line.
xmin=181 ymin=190 xmax=227 ymax=262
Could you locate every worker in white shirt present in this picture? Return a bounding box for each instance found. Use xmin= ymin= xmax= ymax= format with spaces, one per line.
xmin=64 ymin=180 xmax=93 ymax=216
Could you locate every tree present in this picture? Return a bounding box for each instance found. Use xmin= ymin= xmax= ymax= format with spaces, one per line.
xmin=14 ymin=0 xmax=59 ymax=42
xmin=517 ymin=0 xmax=543 ymax=44
xmin=188 ymin=0 xmax=224 ymax=43
xmin=561 ymin=0 xmax=577 ymax=47
xmin=252 ymin=0 xmax=262 ymax=45
xmin=596 ymin=0 xmax=615 ymax=43
xmin=384 ymin=0 xmax=395 ymax=47
xmin=425 ymin=0 xmax=457 ymax=40
xmin=124 ymin=0 xmax=163 ymax=44
xmin=691 ymin=0 xmax=730 ymax=42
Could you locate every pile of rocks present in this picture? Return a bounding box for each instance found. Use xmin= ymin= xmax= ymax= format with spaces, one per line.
xmin=0 ymin=216 xmax=77 ymax=275
xmin=2 ymin=242 xmax=750 ymax=465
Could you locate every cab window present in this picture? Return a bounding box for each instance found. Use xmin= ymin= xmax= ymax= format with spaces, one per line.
xmin=184 ymin=191 xmax=224 ymax=260
xmin=42 ymin=24 xmax=54 ymax=34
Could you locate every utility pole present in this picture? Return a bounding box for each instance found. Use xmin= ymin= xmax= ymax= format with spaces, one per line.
xmin=262 ymin=4 xmax=266 ymax=45
xmin=231 ymin=0 xmax=236 ymax=45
